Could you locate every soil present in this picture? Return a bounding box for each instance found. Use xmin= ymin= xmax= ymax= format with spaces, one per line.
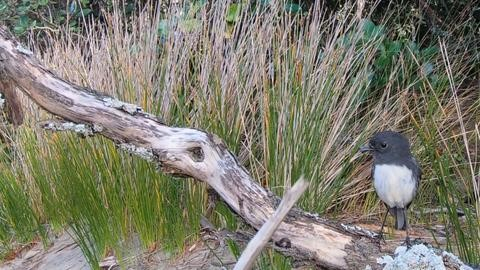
xmin=0 ymin=221 xmax=456 ymax=270
xmin=0 ymin=229 xmax=238 ymax=270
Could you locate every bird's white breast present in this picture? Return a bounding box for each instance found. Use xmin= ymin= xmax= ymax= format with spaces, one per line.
xmin=373 ymin=164 xmax=416 ymax=208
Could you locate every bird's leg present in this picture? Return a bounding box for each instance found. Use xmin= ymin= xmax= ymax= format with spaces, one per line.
xmin=377 ymin=209 xmax=389 ymax=242
xmin=404 ymin=213 xmax=412 ymax=248
xmin=405 ymin=229 xmax=411 ymax=247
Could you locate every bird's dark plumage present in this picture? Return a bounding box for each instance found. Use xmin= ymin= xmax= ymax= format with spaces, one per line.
xmin=360 ymin=131 xmax=421 ymax=234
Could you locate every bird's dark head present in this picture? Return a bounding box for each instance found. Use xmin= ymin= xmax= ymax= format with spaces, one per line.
xmin=360 ymin=131 xmax=411 ymax=161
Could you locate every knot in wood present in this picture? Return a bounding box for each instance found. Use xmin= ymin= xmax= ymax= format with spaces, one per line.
xmin=188 ymin=146 xmax=204 ymax=162
xmin=275 ymin=238 xmax=292 ymax=249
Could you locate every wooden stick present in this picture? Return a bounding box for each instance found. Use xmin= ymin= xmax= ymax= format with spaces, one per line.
xmin=234 ymin=177 xmax=309 ymax=270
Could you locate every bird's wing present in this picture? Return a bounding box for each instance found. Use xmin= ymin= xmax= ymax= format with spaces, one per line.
xmin=370 ymin=163 xmax=375 ymax=182
xmin=406 ymin=156 xmax=421 ymax=209
xmin=412 ymin=156 xmax=422 ymax=186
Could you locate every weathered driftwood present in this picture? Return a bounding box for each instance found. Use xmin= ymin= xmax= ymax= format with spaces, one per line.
xmin=0 ymin=28 xmax=386 ymax=269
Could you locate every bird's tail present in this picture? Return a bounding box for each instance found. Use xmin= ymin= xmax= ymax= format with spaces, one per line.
xmin=394 ymin=207 xmax=407 ymax=230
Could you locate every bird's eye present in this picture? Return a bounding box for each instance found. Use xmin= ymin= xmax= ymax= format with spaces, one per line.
xmin=380 ymin=142 xmax=387 ymax=148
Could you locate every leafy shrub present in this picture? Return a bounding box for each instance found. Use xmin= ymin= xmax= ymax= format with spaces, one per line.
xmin=0 ymin=0 xmax=138 ymax=38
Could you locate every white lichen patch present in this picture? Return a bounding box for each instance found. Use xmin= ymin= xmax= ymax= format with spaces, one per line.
xmin=16 ymin=44 xmax=33 ymax=55
xmin=118 ymin=143 xmax=154 ymax=161
xmin=0 ymin=94 xmax=5 ymax=109
xmin=42 ymin=122 xmax=94 ymax=136
xmin=378 ymin=244 xmax=473 ymax=270
xmin=92 ymin=124 xmax=104 ymax=133
xmin=442 ymin=251 xmax=474 ymax=270
xmin=140 ymin=112 xmax=165 ymax=124
xmin=102 ymin=97 xmax=141 ymax=115
xmin=377 ymin=255 xmax=394 ymax=265
xmin=340 ymin=224 xmax=378 ymax=238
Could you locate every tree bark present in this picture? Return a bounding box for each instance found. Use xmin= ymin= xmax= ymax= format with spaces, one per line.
xmin=0 ymin=28 xmax=383 ymax=269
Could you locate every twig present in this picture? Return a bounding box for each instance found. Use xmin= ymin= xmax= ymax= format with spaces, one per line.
xmin=233 ymin=177 xmax=309 ymax=270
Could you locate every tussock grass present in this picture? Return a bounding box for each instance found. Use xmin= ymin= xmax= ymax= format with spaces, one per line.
xmin=0 ymin=0 xmax=478 ymax=268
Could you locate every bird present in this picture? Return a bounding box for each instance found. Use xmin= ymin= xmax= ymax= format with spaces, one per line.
xmin=360 ymin=130 xmax=421 ymax=244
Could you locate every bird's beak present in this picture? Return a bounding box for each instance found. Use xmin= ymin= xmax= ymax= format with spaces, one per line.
xmin=359 ymin=144 xmax=373 ymax=153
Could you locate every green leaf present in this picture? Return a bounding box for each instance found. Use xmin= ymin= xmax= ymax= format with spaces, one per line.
xmin=125 ymin=3 xmax=135 ymax=14
xmin=38 ymin=0 xmax=49 ymax=6
xmin=374 ymin=53 xmax=391 ymax=70
xmin=81 ymin=8 xmax=92 ymax=16
xmin=226 ymin=3 xmax=241 ymax=23
xmin=13 ymin=16 xmax=30 ymax=34
xmin=421 ymin=46 xmax=438 ymax=60
xmin=385 ymin=40 xmax=402 ymax=55
xmin=57 ymin=15 xmax=65 ymax=23
xmin=13 ymin=25 xmax=27 ymax=34
xmin=226 ymin=239 xmax=241 ymax=259
xmin=17 ymin=15 xmax=30 ymax=27
xmin=186 ymin=1 xmax=206 ymax=17
xmin=157 ymin=19 xmax=169 ymax=39
xmin=362 ymin=19 xmax=376 ymax=34
xmin=361 ymin=19 xmax=384 ymax=40
xmin=0 ymin=3 xmax=8 ymax=14
xmin=337 ymin=34 xmax=351 ymax=47
xmin=16 ymin=4 xmax=31 ymax=15
xmin=284 ymin=3 xmax=302 ymax=13
xmin=31 ymin=2 xmax=39 ymax=10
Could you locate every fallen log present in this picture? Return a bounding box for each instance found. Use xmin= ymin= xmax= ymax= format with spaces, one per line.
xmin=0 ymin=27 xmax=457 ymax=269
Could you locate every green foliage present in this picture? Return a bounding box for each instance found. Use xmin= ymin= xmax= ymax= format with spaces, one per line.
xmin=0 ymin=0 xmax=140 ymax=38
xmin=337 ymin=19 xmax=442 ymax=94
xmin=256 ymin=250 xmax=292 ymax=270
xmin=0 ymin=171 xmax=46 ymax=256
xmin=156 ymin=0 xmax=308 ymax=40
xmin=225 ymin=239 xmax=241 ymax=260
xmin=283 ymin=2 xmax=303 ymax=14
xmin=0 ymin=0 xmax=90 ymax=36
xmin=15 ymin=131 xmax=204 ymax=266
xmin=226 ymin=3 xmax=241 ymax=23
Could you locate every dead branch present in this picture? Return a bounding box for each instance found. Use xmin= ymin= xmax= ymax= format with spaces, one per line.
xmin=234 ymin=177 xmax=309 ymax=270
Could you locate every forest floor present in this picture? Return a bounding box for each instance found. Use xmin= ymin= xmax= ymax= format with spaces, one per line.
xmin=0 ymin=220 xmax=451 ymax=270
xmin=0 ymin=228 xmax=238 ymax=270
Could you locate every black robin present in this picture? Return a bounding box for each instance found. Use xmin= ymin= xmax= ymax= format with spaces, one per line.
xmin=360 ymin=131 xmax=421 ymax=244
